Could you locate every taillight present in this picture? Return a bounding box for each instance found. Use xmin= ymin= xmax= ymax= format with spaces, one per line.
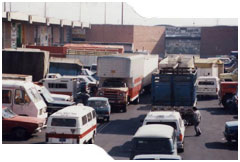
xmin=179 ymin=133 xmax=183 ymax=141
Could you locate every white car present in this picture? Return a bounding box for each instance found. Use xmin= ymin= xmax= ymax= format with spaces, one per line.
xmin=142 ymin=111 xmax=185 ymax=152
xmin=51 ymin=93 xmax=73 ymax=102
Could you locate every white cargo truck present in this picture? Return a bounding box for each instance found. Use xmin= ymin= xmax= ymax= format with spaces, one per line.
xmin=97 ymin=54 xmax=158 ymax=112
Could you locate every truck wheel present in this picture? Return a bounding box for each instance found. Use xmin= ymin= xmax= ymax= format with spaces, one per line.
xmin=122 ymin=105 xmax=127 ymax=112
xmin=222 ymin=95 xmax=233 ymax=109
xmin=133 ymin=97 xmax=140 ymax=104
xmin=13 ymin=128 xmax=27 ymax=140
xmin=89 ymin=133 xmax=95 ymax=144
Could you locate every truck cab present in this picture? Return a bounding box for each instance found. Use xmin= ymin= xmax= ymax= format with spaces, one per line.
xmin=219 ymin=82 xmax=238 ymax=108
xmin=2 ymin=80 xmax=48 ymax=120
xmin=98 ymin=78 xmax=129 ymax=112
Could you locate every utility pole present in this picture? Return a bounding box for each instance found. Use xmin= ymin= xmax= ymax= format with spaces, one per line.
xmin=121 ymin=2 xmax=124 ymax=25
xmin=44 ymin=2 xmax=47 ymax=17
xmin=104 ymin=2 xmax=106 ymax=24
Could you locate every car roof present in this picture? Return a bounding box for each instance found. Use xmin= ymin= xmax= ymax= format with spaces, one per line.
xmin=197 ymin=76 xmax=219 ymax=80
xmin=134 ymin=124 xmax=174 ymax=138
xmin=144 ymin=111 xmax=181 ymax=121
xmin=3 ymin=79 xmax=34 ymax=89
xmin=50 ymin=105 xmax=94 ymax=118
xmin=226 ymin=121 xmax=238 ymax=127
xmin=133 ymin=154 xmax=182 ymax=160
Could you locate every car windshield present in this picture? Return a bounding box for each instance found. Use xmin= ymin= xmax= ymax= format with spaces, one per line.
xmin=134 ymin=138 xmax=173 ymax=154
xmin=88 ymin=100 xmax=107 ymax=108
xmin=198 ymin=81 xmax=214 ymax=85
xmin=220 ymin=58 xmax=231 ymax=64
xmin=2 ymin=108 xmax=17 ymax=119
xmin=41 ymin=87 xmax=54 ymax=102
xmin=103 ymin=80 xmax=126 ymax=87
xmin=27 ymin=87 xmax=43 ymax=103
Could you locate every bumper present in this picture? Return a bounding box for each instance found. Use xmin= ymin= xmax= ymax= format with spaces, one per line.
xmin=197 ymin=92 xmax=218 ymax=96
xmin=177 ymin=141 xmax=184 ymax=149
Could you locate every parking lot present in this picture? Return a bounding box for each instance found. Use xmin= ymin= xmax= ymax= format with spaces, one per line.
xmin=3 ymin=94 xmax=238 ymax=160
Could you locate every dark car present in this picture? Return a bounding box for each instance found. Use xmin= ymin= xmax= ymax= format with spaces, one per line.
xmin=2 ymin=106 xmax=45 ymax=139
xmin=226 ymin=90 xmax=238 ymax=112
xmin=224 ymin=121 xmax=238 ymax=143
xmin=36 ymin=85 xmax=75 ymax=115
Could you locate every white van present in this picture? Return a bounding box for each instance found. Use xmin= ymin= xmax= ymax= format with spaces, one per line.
xmin=43 ymin=74 xmax=81 ymax=101
xmin=196 ymin=76 xmax=220 ymax=97
xmin=2 ymin=80 xmax=48 ymax=119
xmin=130 ymin=124 xmax=177 ymax=160
xmin=46 ymin=105 xmax=97 ymax=144
xmin=142 ymin=111 xmax=185 ymax=152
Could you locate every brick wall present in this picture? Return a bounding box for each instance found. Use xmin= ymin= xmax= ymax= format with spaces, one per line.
xmin=133 ymin=26 xmax=165 ymax=55
xmin=86 ymin=24 xmax=134 ymax=43
xmin=200 ymin=26 xmax=238 ymax=58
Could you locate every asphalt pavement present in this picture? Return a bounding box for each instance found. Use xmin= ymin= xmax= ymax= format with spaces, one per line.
xmin=2 ymin=93 xmax=238 ymax=160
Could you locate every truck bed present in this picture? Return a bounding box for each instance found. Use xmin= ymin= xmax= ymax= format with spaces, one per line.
xmin=151 ymin=69 xmax=197 ymax=107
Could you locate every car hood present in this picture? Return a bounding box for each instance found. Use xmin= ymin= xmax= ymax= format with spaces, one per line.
xmin=6 ymin=116 xmax=45 ymax=124
xmin=49 ymin=100 xmax=75 ymax=106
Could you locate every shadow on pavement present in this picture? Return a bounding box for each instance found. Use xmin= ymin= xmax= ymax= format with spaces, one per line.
xmin=137 ymin=104 xmax=152 ymax=111
xmin=108 ymin=141 xmax=132 ymax=159
xmin=200 ymin=107 xmax=237 ymax=115
xmin=205 ymin=141 xmax=238 ymax=151
xmin=98 ymin=114 xmax=145 ymax=135
xmin=139 ymin=93 xmax=151 ymax=105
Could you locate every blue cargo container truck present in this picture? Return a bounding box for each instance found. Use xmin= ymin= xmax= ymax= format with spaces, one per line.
xmin=151 ymin=68 xmax=197 ymax=124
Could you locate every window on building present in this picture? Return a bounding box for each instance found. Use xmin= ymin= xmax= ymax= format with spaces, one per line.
xmin=2 ymin=90 xmax=12 ymax=104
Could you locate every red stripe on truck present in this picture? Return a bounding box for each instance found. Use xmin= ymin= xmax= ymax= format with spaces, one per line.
xmin=134 ymin=76 xmax=142 ymax=84
xmin=46 ymin=125 xmax=97 ymax=139
xmin=129 ymin=84 xmax=142 ymax=100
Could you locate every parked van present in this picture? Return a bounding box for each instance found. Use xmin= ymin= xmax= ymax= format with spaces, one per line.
xmin=46 ymin=105 xmax=97 ymax=144
xmin=130 ymin=124 xmax=177 ymax=160
xmin=43 ymin=74 xmax=81 ymax=101
xmin=142 ymin=111 xmax=185 ymax=152
xmin=2 ymin=80 xmax=48 ymax=119
xmin=196 ymin=76 xmax=220 ymax=97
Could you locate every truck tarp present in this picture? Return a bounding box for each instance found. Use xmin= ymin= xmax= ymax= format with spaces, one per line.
xmin=2 ymin=48 xmax=49 ymax=82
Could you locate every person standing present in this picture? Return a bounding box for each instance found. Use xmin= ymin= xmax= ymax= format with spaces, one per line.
xmin=193 ymin=107 xmax=202 ymax=136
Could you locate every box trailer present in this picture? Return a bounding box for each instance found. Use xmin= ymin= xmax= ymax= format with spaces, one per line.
xmin=97 ymin=54 xmax=145 ymax=112
xmin=2 ymin=48 xmax=50 ymax=82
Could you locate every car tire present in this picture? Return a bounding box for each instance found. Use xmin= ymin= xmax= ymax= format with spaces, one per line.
xmin=178 ymin=147 xmax=184 ymax=153
xmin=13 ymin=127 xmax=27 ymax=140
xmin=89 ymin=133 xmax=95 ymax=144
xmin=106 ymin=116 xmax=110 ymax=122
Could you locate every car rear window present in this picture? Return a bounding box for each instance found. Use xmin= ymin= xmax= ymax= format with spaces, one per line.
xmin=135 ymin=138 xmax=172 ymax=153
xmin=51 ymin=118 xmax=76 ymax=127
xmin=146 ymin=122 xmax=177 ymax=130
xmin=198 ymin=81 xmax=215 ymax=85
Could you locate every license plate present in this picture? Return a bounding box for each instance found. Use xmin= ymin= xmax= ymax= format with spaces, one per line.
xmin=98 ymin=116 xmax=104 ymax=119
xmin=59 ymin=138 xmax=66 ymax=142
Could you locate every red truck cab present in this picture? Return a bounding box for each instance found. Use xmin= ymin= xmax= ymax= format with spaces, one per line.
xmin=2 ymin=106 xmax=45 ymax=139
xmin=219 ymin=82 xmax=238 ymax=108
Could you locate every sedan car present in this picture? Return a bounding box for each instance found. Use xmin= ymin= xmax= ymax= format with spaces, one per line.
xmin=2 ymin=106 xmax=45 ymax=139
xmin=224 ymin=121 xmax=238 ymax=143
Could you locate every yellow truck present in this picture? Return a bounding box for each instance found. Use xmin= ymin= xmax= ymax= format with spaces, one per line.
xmin=220 ymin=68 xmax=238 ymax=82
